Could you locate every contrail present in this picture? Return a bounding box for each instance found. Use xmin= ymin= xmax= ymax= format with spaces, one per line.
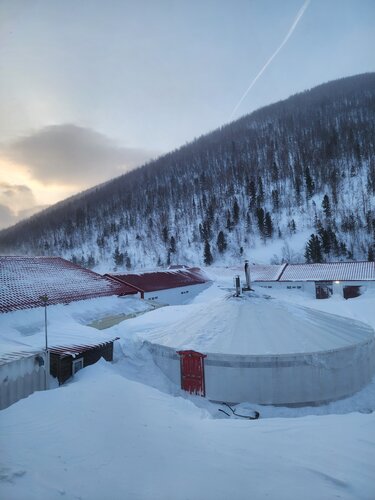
xmin=229 ymin=0 xmax=311 ymax=120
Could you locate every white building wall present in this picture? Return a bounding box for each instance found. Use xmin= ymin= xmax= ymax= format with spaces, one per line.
xmin=255 ymin=280 xmax=375 ymax=298
xmin=0 ymin=352 xmax=47 ymax=410
xmin=254 ymin=281 xmax=314 ymax=294
xmin=144 ymin=282 xmax=211 ymax=306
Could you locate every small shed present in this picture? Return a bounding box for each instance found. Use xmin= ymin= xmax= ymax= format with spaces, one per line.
xmin=49 ymin=338 xmax=119 ymax=385
xmin=106 ymin=267 xmax=211 ymax=305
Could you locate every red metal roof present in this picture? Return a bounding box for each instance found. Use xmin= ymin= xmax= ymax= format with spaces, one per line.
xmin=0 ymin=256 xmax=136 ymax=313
xmin=279 ymin=261 xmax=375 ymax=282
xmin=107 ymin=267 xmax=210 ymax=293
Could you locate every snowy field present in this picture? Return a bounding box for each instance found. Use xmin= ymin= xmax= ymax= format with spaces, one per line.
xmin=1 ymin=269 xmax=375 ymax=500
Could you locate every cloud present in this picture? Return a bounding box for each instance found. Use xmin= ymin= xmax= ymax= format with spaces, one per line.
xmin=2 ymin=124 xmax=157 ymax=186
xmin=0 ymin=182 xmax=36 ymax=213
xmin=0 ymin=203 xmax=16 ymax=230
xmin=0 ymin=182 xmax=47 ymax=229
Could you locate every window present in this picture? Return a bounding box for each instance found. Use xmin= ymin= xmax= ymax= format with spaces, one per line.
xmin=72 ymin=358 xmax=84 ymax=375
xmin=315 ymin=282 xmax=333 ymax=299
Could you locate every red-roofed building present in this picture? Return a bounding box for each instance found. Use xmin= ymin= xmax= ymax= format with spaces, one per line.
xmin=0 ymin=256 xmax=137 ymax=313
xmin=106 ymin=267 xmax=211 ymax=305
xmin=0 ymin=256 xmax=141 ymax=408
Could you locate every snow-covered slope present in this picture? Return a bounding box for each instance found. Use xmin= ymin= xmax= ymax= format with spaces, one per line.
xmin=0 ymin=73 xmax=374 ymax=269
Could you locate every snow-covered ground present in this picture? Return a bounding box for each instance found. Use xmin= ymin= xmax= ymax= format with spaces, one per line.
xmin=1 ymin=269 xmax=375 ymax=499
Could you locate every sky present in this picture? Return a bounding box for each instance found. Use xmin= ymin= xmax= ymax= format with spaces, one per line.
xmin=0 ymin=0 xmax=374 ymax=229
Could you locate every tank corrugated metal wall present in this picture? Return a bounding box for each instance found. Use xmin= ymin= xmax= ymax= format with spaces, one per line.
xmin=147 ymin=337 xmax=375 ymax=405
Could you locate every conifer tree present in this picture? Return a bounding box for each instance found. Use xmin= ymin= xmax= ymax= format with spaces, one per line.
xmin=169 ymin=236 xmax=176 ymax=253
xmin=113 ymin=246 xmax=124 ymax=267
xmin=162 ymin=226 xmax=168 ymax=243
xmin=264 ymin=212 xmax=273 ymax=238
xmin=257 ymin=177 xmax=264 ymax=205
xmin=233 ymin=198 xmax=240 ymax=225
xmin=256 ymin=208 xmax=265 ymax=235
xmin=271 ymin=189 xmax=279 ymax=210
xmin=322 ymin=194 xmax=331 ymax=217
xmin=304 ymin=234 xmax=323 ymax=263
xmin=288 ymin=219 xmax=297 ymax=234
xmin=271 ymin=161 xmax=279 ymax=183
xmin=216 ymin=231 xmax=227 ymax=253
xmin=125 ymin=251 xmax=132 ymax=270
xmin=305 ymin=166 xmax=315 ymax=199
xmin=248 ymin=179 xmax=257 ymax=208
xmin=368 ymin=245 xmax=374 ymax=262
xmin=203 ymin=240 xmax=213 ymax=265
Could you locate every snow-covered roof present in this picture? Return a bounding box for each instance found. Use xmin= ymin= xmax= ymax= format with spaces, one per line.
xmin=0 ymin=295 xmax=147 ymax=361
xmin=49 ymin=339 xmax=119 ymax=357
xmin=279 ymin=261 xmax=375 ymax=282
xmin=0 ymin=347 xmax=43 ymax=366
xmin=107 ymin=267 xmax=210 ymax=293
xmin=248 ymin=264 xmax=287 ymax=282
xmin=142 ymin=295 xmax=374 ymax=355
xmin=0 ymin=256 xmax=136 ymax=313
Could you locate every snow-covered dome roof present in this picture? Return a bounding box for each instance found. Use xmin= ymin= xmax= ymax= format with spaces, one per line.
xmin=143 ymin=295 xmax=374 ymax=355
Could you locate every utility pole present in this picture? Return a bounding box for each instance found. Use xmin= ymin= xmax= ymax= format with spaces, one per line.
xmin=39 ymin=294 xmax=49 ymax=390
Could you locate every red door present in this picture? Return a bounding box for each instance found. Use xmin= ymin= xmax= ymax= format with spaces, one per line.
xmin=177 ymin=350 xmax=207 ymax=397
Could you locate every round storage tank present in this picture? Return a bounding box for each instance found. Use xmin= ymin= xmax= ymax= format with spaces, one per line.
xmin=142 ymin=295 xmax=375 ymax=405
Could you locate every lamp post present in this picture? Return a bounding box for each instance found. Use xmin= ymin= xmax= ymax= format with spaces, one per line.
xmin=39 ymin=294 xmax=49 ymax=390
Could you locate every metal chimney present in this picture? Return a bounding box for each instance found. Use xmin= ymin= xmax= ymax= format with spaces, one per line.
xmin=235 ymin=275 xmax=241 ymax=296
xmin=244 ymin=260 xmax=251 ymax=290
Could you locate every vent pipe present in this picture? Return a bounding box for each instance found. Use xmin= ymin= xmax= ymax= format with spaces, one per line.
xmin=235 ymin=275 xmax=241 ymax=297
xmin=244 ymin=260 xmax=251 ymax=290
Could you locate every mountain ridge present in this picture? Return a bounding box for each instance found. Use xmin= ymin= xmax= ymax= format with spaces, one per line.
xmin=1 ymin=72 xmax=374 ymax=270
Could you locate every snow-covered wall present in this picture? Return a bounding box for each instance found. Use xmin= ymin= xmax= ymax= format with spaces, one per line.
xmin=0 ymin=352 xmax=46 ymax=410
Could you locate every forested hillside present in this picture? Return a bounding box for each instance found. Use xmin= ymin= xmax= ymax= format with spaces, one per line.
xmin=0 ymin=73 xmax=374 ymax=270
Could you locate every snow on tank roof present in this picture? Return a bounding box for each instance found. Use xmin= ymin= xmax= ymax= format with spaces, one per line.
xmin=142 ymin=295 xmax=374 ymax=355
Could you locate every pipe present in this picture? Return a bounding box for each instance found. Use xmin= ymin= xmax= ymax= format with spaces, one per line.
xmin=235 ymin=276 xmax=241 ymax=296
xmin=244 ymin=260 xmax=251 ymax=290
